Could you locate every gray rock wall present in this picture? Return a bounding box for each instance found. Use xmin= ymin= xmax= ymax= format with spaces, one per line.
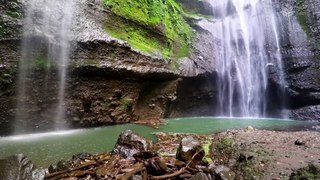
xmin=276 ymin=0 xmax=320 ymax=120
xmin=0 ymin=0 xmax=218 ymax=135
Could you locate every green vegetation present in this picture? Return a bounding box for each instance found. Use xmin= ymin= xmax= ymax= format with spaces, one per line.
xmin=122 ymin=98 xmax=133 ymax=111
xmin=6 ymin=1 xmax=22 ymax=19
xmin=0 ymin=67 xmax=16 ymax=91
xmin=201 ymin=139 xmax=213 ymax=163
xmin=295 ymin=0 xmax=311 ymax=37
xmin=103 ymin=0 xmax=193 ymax=58
xmin=290 ymin=164 xmax=320 ymax=180
xmin=34 ymin=55 xmax=50 ymax=69
xmin=218 ymin=138 xmax=234 ymax=149
xmin=0 ymin=0 xmax=22 ymax=38
xmin=0 ymin=18 xmax=9 ymax=38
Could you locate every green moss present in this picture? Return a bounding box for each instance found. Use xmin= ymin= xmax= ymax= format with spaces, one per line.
xmin=220 ymin=138 xmax=233 ymax=148
xmin=0 ymin=67 xmax=16 ymax=91
xmin=105 ymin=15 xmax=171 ymax=57
xmin=34 ymin=55 xmax=50 ymax=69
xmin=6 ymin=11 xmax=21 ymax=19
xmin=0 ymin=0 xmax=22 ymax=38
xmin=295 ymin=0 xmax=311 ymax=37
xmin=122 ymin=98 xmax=133 ymax=111
xmin=103 ymin=0 xmax=192 ymax=58
xmin=0 ymin=18 xmax=9 ymax=38
xmin=6 ymin=1 xmax=22 ymax=19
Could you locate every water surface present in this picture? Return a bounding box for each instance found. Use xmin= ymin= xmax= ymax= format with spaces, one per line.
xmin=0 ymin=117 xmax=316 ymax=167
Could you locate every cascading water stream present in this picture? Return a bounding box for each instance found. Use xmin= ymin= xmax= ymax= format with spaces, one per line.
xmin=15 ymin=0 xmax=74 ymax=133
xmin=210 ymin=0 xmax=285 ymax=117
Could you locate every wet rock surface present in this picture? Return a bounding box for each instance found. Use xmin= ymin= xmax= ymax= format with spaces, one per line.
xmin=112 ymin=130 xmax=152 ymax=158
xmin=289 ymin=105 xmax=320 ymax=120
xmin=212 ymin=165 xmax=236 ymax=180
xmin=176 ymin=136 xmax=205 ymax=167
xmin=0 ymin=0 xmax=219 ymax=135
xmin=176 ymin=0 xmax=214 ymax=16
xmin=0 ymin=0 xmax=23 ymax=39
xmin=1 ymin=0 xmax=320 ymax=136
xmin=0 ymin=154 xmax=45 ymax=180
xmin=275 ymin=0 xmax=320 ymax=120
xmin=169 ymin=73 xmax=219 ymax=117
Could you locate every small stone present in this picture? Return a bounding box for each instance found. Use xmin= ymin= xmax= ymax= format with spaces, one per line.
xmin=131 ymin=175 xmax=143 ymax=180
xmin=190 ymin=172 xmax=211 ymax=180
xmin=110 ymin=101 xmax=119 ymax=108
xmin=238 ymin=152 xmax=255 ymax=162
xmin=113 ymin=89 xmax=122 ymax=99
xmin=56 ymin=160 xmax=71 ymax=171
xmin=294 ymin=139 xmax=305 ymax=146
xmin=72 ymin=117 xmax=80 ymax=121
xmin=149 ymin=104 xmax=155 ymax=109
xmin=246 ymin=126 xmax=254 ymax=132
xmin=211 ymin=165 xmax=236 ymax=180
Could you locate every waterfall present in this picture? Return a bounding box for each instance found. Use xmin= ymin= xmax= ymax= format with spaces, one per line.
xmin=211 ymin=0 xmax=285 ymax=117
xmin=15 ymin=0 xmax=74 ymax=133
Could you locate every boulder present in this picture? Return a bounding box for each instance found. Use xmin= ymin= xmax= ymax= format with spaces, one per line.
xmin=112 ymin=130 xmax=152 ymax=158
xmin=289 ymin=105 xmax=320 ymax=121
xmin=211 ymin=165 xmax=236 ymax=180
xmin=176 ymin=136 xmax=205 ymax=167
xmin=0 ymin=154 xmax=45 ymax=180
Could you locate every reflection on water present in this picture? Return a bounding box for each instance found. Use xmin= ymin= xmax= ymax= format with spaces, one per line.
xmin=0 ymin=117 xmax=317 ymax=167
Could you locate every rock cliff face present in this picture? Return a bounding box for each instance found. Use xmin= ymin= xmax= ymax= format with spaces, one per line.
xmin=0 ymin=0 xmax=217 ymax=135
xmin=275 ymin=0 xmax=320 ymax=120
xmin=1 ymin=0 xmax=319 ymax=135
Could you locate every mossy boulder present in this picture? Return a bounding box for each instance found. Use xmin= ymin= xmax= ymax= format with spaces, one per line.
xmin=290 ymin=163 xmax=320 ymax=180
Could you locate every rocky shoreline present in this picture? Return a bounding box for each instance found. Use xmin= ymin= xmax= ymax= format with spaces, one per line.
xmin=0 ymin=127 xmax=319 ymax=179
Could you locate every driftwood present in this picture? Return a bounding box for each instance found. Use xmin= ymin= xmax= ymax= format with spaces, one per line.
xmin=45 ymin=134 xmax=210 ymax=180
xmin=45 ymin=161 xmax=97 ymax=179
xmin=151 ymin=167 xmax=186 ymax=180
xmin=45 ymin=155 xmax=113 ymax=179
xmin=120 ymin=163 xmax=146 ymax=180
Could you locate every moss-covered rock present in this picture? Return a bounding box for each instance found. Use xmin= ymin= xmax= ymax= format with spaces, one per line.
xmin=0 ymin=0 xmax=22 ymax=39
xmin=290 ymin=164 xmax=320 ymax=180
xmin=103 ymin=0 xmax=192 ymax=58
xmin=0 ymin=67 xmax=16 ymax=92
xmin=176 ymin=0 xmax=213 ymax=16
xmin=295 ymin=0 xmax=311 ymax=37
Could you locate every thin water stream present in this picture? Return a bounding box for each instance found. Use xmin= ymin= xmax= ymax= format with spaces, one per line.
xmin=0 ymin=117 xmax=316 ymax=168
xmin=15 ymin=0 xmax=74 ymax=134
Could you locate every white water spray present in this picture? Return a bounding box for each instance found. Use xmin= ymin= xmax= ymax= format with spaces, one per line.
xmin=210 ymin=0 xmax=285 ymax=117
xmin=15 ymin=0 xmax=74 ymax=133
